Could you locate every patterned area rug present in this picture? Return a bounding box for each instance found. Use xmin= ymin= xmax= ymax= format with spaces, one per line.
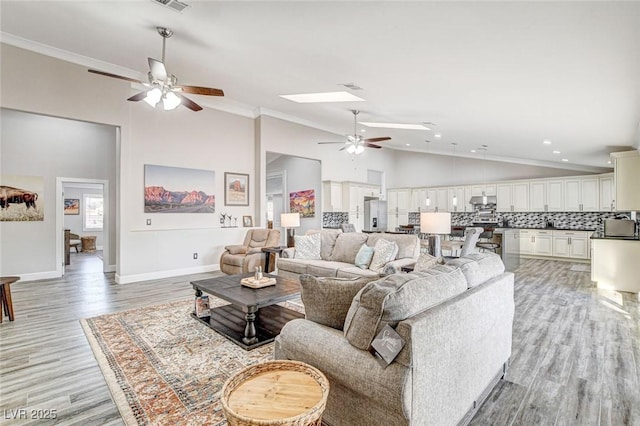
xmin=81 ymin=297 xmax=304 ymax=425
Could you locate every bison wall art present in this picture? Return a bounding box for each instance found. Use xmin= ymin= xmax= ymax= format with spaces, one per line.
xmin=0 ymin=175 xmax=44 ymax=221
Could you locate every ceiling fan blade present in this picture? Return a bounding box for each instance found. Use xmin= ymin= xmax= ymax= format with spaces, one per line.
xmin=127 ymin=91 xmax=149 ymax=102
xmin=88 ymin=69 xmax=144 ymax=84
xmin=364 ymin=137 xmax=391 ymax=143
xmin=318 ymin=141 xmax=347 ymax=145
xmin=148 ymin=58 xmax=167 ymax=81
xmin=364 ymin=143 xmax=382 ymax=149
xmin=339 ymin=146 xmax=348 ymax=151
xmin=176 ymin=85 xmax=224 ymax=97
xmin=175 ymin=93 xmax=203 ymax=111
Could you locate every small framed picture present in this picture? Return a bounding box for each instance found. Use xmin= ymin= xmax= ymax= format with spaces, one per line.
xmin=243 ymin=215 xmax=253 ymax=227
xmin=224 ymin=172 xmax=249 ymax=206
xmin=64 ymin=199 xmax=80 ymax=215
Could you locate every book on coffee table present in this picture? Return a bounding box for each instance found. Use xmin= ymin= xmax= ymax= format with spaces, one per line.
xmin=195 ymin=295 xmax=210 ymax=317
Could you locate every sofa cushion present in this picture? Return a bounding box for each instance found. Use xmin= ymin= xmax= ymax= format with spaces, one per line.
xmin=369 ymin=239 xmax=399 ymax=272
xmin=329 ymin=233 xmax=368 ymax=264
xmin=299 ymin=275 xmax=378 ymax=330
xmin=318 ymin=229 xmax=343 ymax=260
xmin=445 ymin=252 xmax=505 ymax=288
xmin=294 ymin=232 xmax=321 ymax=260
xmin=366 ymin=233 xmax=420 ymax=260
xmin=355 ymin=244 xmax=375 ymax=269
xmin=343 ymin=267 xmax=467 ymax=350
xmin=275 ymin=258 xmax=309 ymax=275
xmin=336 ymin=266 xmax=382 ymax=279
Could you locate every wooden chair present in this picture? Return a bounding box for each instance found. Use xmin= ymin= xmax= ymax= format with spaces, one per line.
xmin=69 ymin=232 xmax=81 ymax=253
xmin=0 ymin=276 xmax=20 ymax=323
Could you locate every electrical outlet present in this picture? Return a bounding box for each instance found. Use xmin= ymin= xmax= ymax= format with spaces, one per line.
xmin=193 ymin=253 xmax=198 ymax=260
xmin=146 ymin=219 xmax=151 ymax=226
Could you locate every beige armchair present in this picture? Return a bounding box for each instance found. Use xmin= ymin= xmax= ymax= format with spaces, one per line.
xmin=219 ymin=229 xmax=282 ymax=275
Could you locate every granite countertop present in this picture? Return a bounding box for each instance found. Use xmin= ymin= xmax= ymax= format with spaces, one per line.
xmin=590 ymin=230 xmax=640 ymax=241
xmin=477 ymin=226 xmax=596 ymax=232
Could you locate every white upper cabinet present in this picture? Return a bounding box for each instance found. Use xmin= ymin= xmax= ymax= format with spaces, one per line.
xmin=564 ymin=177 xmax=599 ymax=212
xmin=447 ymin=187 xmax=467 ymax=212
xmin=322 ymin=181 xmax=343 ymax=212
xmin=599 ymin=174 xmax=614 ymax=211
xmin=496 ymin=184 xmax=512 ymax=212
xmin=471 ymin=184 xmax=497 ymax=197
xmin=529 ymin=181 xmax=547 ymax=212
xmin=546 ymin=180 xmax=564 ymax=211
xmin=529 ymin=180 xmax=564 ymax=212
xmin=612 ymin=151 xmax=640 ymax=211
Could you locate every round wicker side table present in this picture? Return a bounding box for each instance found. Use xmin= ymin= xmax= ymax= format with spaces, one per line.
xmin=221 ymin=360 xmax=329 ymax=426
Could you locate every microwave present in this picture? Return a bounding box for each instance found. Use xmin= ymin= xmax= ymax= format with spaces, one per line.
xmin=604 ymin=219 xmax=636 ymax=237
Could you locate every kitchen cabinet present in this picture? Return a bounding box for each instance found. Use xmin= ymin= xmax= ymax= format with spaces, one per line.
xmin=343 ymin=182 xmax=380 ymax=231
xmin=322 ymin=181 xmax=343 ymax=212
xmin=552 ymin=230 xmax=590 ymax=259
xmin=503 ymin=229 xmax=520 ymax=254
xmin=497 ymin=182 xmax=529 ymax=212
xmin=410 ymin=188 xmax=428 ymax=212
xmin=612 ymin=151 xmax=640 ymax=211
xmin=447 ymin=187 xmax=467 ymax=212
xmin=387 ymin=188 xmax=410 ymax=231
xmin=471 ymin=184 xmax=497 ymax=197
xmin=530 ymin=180 xmax=563 ymax=212
xmin=599 ymin=174 xmax=614 ymax=212
xmin=436 ymin=188 xmax=449 ymax=212
xmin=518 ymin=230 xmax=553 ymax=255
xmin=564 ymin=177 xmax=599 ymax=212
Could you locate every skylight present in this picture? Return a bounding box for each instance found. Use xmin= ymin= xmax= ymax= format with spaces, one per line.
xmin=359 ymin=122 xmax=430 ymax=130
xmin=279 ymin=91 xmax=365 ymax=103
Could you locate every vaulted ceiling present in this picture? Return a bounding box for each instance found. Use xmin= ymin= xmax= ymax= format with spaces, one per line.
xmin=1 ymin=1 xmax=639 ymax=171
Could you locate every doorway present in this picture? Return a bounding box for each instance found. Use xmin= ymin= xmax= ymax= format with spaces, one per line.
xmin=57 ymin=178 xmax=110 ymax=275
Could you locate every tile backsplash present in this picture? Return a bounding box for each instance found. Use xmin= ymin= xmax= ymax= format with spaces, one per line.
xmin=408 ymin=211 xmax=637 ymax=231
xmin=322 ymin=212 xmax=349 ymax=228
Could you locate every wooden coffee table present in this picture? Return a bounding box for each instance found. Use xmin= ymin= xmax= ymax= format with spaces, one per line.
xmin=191 ymin=273 xmax=303 ymax=350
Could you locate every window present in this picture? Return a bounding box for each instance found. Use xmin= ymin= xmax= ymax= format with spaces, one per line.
xmin=83 ymin=194 xmax=104 ymax=231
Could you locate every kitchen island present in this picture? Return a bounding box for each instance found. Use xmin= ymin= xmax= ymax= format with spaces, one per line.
xmin=590 ymin=231 xmax=640 ymax=293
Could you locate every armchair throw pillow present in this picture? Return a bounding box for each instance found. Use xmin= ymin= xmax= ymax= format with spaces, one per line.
xmin=299 ymin=274 xmax=379 ymax=330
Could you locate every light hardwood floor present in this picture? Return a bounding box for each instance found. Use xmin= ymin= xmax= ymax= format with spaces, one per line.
xmin=1 ymin=254 xmax=639 ymax=425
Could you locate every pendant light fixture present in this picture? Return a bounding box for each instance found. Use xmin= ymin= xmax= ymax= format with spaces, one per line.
xmin=451 ymin=143 xmax=458 ymax=210
xmin=480 ymin=145 xmax=488 ymax=204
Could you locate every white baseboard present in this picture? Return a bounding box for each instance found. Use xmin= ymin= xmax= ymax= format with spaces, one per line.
xmin=17 ymin=270 xmax=62 ymax=282
xmin=104 ymin=264 xmax=116 ymax=273
xmin=115 ymin=264 xmax=220 ymax=284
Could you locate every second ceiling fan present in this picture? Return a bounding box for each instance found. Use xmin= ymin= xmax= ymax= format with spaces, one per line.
xmin=318 ymin=110 xmax=391 ymax=154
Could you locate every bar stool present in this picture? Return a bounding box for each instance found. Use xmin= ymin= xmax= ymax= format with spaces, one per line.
xmin=476 ymin=229 xmax=501 ymax=253
xmin=0 ymin=276 xmax=20 ymax=323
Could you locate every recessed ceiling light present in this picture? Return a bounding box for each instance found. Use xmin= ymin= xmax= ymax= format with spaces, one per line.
xmin=279 ymin=91 xmax=365 ymax=103
xmin=359 ymin=122 xmax=430 ymax=130
xmin=561 ymin=158 xmax=569 ymax=162
xmin=405 ymin=143 xmax=411 ymax=146
xmin=543 ymin=140 xmax=552 ymax=145
xmin=470 ymin=149 xmax=476 ymax=153
xmin=607 ymin=160 xmax=612 ymax=164
xmin=552 ymin=150 xmax=561 ymax=154
xmin=434 ymin=133 xmax=442 ymax=138
xmin=360 ymin=128 xmax=366 ymax=133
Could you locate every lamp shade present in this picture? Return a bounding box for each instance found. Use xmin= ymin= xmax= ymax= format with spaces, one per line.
xmin=420 ymin=212 xmax=451 ymax=234
xmin=280 ymin=212 xmax=300 ymax=228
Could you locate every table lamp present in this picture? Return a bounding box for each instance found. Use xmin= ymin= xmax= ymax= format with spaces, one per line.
xmin=420 ymin=212 xmax=451 ymax=258
xmin=281 ymin=212 xmax=301 ymax=248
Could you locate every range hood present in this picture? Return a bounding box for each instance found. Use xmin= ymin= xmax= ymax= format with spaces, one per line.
xmin=469 ymin=196 xmax=497 ymax=205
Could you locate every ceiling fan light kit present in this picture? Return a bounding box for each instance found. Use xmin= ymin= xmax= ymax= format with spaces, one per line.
xmin=88 ymin=26 xmax=223 ymax=112
xmin=317 ymin=110 xmax=391 ymax=155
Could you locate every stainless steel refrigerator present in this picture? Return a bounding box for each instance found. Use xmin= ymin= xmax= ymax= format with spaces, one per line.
xmin=364 ymin=200 xmax=387 ymax=232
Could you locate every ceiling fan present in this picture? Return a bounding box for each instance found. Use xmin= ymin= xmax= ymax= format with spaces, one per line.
xmin=318 ymin=110 xmax=391 ymax=154
xmin=88 ymin=27 xmax=224 ymax=112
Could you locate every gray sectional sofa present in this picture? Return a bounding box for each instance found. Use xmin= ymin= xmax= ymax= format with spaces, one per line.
xmin=275 ymin=252 xmax=515 ymax=426
xmin=276 ymin=230 xmax=420 ymax=280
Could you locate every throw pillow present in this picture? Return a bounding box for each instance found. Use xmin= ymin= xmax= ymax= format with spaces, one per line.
xmin=299 ymin=274 xmax=379 ymax=330
xmin=294 ymin=233 xmax=321 ymax=260
xmin=413 ymin=253 xmax=445 ymax=272
xmin=368 ymin=239 xmax=399 ymax=272
xmin=329 ymin=233 xmax=368 ymax=264
xmin=354 ymin=244 xmax=375 ymax=269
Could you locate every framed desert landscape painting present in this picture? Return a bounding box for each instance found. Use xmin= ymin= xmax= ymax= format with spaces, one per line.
xmin=289 ymin=189 xmax=315 ymax=218
xmin=64 ymin=198 xmax=80 ymax=215
xmin=224 ymin=172 xmax=249 ymax=206
xmin=144 ymin=164 xmax=215 ymax=213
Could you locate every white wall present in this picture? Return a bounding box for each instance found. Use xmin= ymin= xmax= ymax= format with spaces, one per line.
xmin=391 ymin=150 xmax=589 ymax=188
xmin=1 ymin=44 xmax=256 ymax=283
xmin=1 ymin=109 xmax=116 ymax=278
xmin=266 ymin=154 xmax=322 ymax=237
